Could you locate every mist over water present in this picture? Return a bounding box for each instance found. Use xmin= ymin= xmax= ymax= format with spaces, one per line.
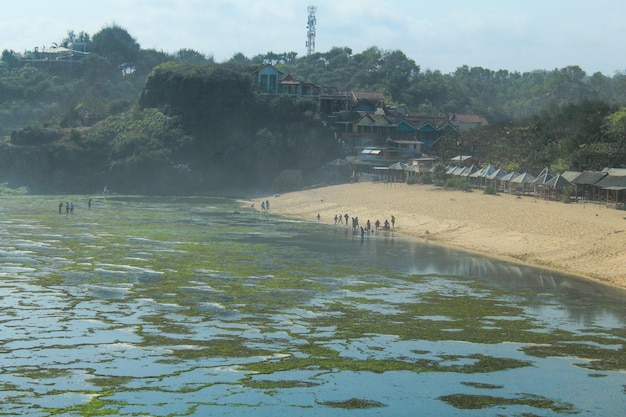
xmin=1 ymin=196 xmax=625 ymax=416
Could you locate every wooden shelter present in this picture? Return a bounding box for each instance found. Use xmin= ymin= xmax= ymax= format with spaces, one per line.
xmin=595 ymin=174 xmax=626 ymax=205
xmin=543 ymin=174 xmax=571 ymax=200
xmin=499 ymin=171 xmax=519 ymax=193
xmin=571 ymin=171 xmax=608 ymax=201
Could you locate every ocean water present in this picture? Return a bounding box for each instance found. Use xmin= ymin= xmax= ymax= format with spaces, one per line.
xmin=0 ymin=195 xmax=625 ymax=416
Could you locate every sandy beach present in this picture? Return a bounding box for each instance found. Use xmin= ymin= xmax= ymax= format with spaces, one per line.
xmin=253 ymin=182 xmax=626 ymax=289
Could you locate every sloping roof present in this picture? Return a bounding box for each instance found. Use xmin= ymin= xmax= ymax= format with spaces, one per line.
xmin=470 ymin=165 xmax=495 ymax=178
xmin=602 ymin=167 xmax=626 ymax=176
xmin=450 ymin=166 xmax=466 ymax=175
xmin=500 ymin=171 xmax=520 ymax=181
xmin=450 ymin=155 xmax=473 ymax=163
xmin=572 ymin=171 xmax=607 ymax=185
xmin=279 ymin=74 xmax=300 ymax=85
xmin=353 ymin=91 xmax=385 ymax=101
xmin=326 ymin=158 xmax=350 ymax=166
xmin=532 ymin=168 xmax=554 ymax=185
xmin=561 ymin=171 xmax=581 ymax=183
xmin=596 ymin=175 xmax=626 ymax=188
xmin=544 ymin=174 xmax=571 ymax=188
xmin=388 ymin=162 xmax=409 ymax=170
xmin=485 ymin=167 xmax=507 ymax=180
xmin=250 ymin=63 xmax=284 ymax=76
xmin=510 ymin=172 xmax=536 ymax=184
xmin=460 ymin=165 xmax=479 ymax=177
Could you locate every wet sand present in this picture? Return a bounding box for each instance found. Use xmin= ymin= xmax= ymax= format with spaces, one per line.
xmin=252 ymin=182 xmax=626 ymax=289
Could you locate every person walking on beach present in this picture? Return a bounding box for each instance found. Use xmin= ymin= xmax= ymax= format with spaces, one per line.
xmin=261 ymin=201 xmax=265 ymax=210
xmin=391 ymin=215 xmax=395 ymax=229
xmin=344 ymin=213 xmax=349 ymax=225
xmin=375 ymin=219 xmax=380 ymax=230
xmin=334 ymin=214 xmax=338 ymax=224
xmin=265 ymin=200 xmax=270 ymax=210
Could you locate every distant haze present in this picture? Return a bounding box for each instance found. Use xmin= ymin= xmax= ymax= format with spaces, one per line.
xmin=1 ymin=0 xmax=625 ymax=75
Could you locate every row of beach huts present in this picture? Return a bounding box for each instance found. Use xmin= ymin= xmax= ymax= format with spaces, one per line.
xmin=445 ymin=163 xmax=626 ymax=206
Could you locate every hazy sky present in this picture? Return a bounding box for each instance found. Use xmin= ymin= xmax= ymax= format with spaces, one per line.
xmin=2 ymin=0 xmax=625 ymax=75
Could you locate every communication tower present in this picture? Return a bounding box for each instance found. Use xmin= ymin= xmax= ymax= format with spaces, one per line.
xmin=306 ymin=5 xmax=317 ymax=55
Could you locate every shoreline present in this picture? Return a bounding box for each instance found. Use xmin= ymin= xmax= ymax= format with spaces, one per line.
xmin=249 ymin=182 xmax=626 ymax=290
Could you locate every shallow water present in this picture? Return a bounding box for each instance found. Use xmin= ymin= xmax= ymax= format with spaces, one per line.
xmin=0 ymin=195 xmax=625 ymax=416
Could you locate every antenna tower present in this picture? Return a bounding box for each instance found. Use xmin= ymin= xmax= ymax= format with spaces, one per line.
xmin=306 ymin=5 xmax=317 ymax=55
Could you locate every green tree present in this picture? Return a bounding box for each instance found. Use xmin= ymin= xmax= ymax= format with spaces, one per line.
xmin=90 ymin=24 xmax=141 ymax=75
xmin=1 ymin=49 xmax=19 ymax=69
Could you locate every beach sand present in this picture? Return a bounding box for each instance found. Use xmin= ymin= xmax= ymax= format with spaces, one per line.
xmin=253 ymin=182 xmax=626 ymax=289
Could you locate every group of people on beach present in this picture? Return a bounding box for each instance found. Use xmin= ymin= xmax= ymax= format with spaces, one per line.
xmin=58 ymin=198 xmax=92 ymax=214
xmin=330 ymin=212 xmax=395 ymax=236
xmin=58 ymin=201 xmax=75 ymax=214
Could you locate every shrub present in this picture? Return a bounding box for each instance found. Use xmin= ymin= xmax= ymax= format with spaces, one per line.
xmin=445 ymin=176 xmax=472 ymax=192
xmin=418 ymin=172 xmax=433 ymax=184
xmin=484 ymin=185 xmax=497 ymax=195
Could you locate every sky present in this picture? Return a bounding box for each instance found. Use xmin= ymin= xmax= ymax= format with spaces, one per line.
xmin=2 ymin=0 xmax=625 ymax=75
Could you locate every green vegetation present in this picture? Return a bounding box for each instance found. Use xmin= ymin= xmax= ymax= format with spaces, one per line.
xmin=2 ymin=25 xmax=626 ymax=195
xmin=318 ymin=397 xmax=386 ymax=409
xmin=439 ymin=393 xmax=576 ymax=412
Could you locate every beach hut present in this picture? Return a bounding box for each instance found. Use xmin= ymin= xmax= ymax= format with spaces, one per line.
xmin=324 ymin=158 xmax=352 ymax=182
xmin=470 ymin=164 xmax=496 ymax=188
xmin=543 ymin=174 xmax=571 ymax=200
xmin=510 ymin=172 xmax=536 ymax=195
xmin=499 ymin=171 xmax=519 ymax=193
xmin=485 ymin=168 xmax=507 ymax=191
xmin=532 ymin=167 xmax=554 ymax=197
xmin=595 ymin=174 xmax=626 ymax=205
xmin=388 ymin=161 xmax=409 ymax=182
xmin=571 ymin=171 xmax=608 ymax=201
